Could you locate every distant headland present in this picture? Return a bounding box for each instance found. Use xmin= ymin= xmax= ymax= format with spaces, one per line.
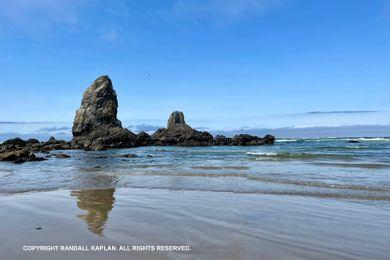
xmin=0 ymin=75 xmax=274 ymax=163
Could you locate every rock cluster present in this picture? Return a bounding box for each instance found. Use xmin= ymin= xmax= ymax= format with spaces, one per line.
xmin=213 ymin=134 xmax=275 ymax=146
xmin=151 ymin=111 xmax=214 ymax=146
xmin=71 ymin=76 xmax=136 ymax=150
xmin=0 ymin=137 xmax=70 ymax=164
xmin=0 ymin=75 xmax=276 ymax=163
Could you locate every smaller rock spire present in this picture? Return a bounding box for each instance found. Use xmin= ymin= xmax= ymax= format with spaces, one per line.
xmin=167 ymin=111 xmax=186 ymax=129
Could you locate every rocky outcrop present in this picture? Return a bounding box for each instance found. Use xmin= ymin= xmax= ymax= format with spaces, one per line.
xmin=0 ymin=134 xmax=71 ymax=165
xmin=231 ymin=134 xmax=275 ymax=146
xmin=212 ymin=134 xmax=275 ymax=146
xmin=71 ymin=76 xmax=136 ymax=150
xmin=149 ymin=111 xmax=275 ymax=146
xmin=0 ymin=136 xmax=71 ymax=164
xmin=151 ymin=111 xmax=214 ymax=146
xmin=1 ymin=137 xmax=70 ymax=153
xmin=0 ymin=149 xmax=46 ymax=164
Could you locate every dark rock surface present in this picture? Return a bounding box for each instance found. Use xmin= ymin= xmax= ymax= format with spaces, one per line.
xmin=0 ymin=149 xmax=46 ymax=164
xmin=0 ymin=136 xmax=71 ymax=164
xmin=231 ymin=134 xmax=275 ymax=146
xmin=54 ymin=153 xmax=71 ymax=158
xmin=135 ymin=131 xmax=152 ymax=146
xmin=120 ymin=153 xmax=138 ymax=158
xmin=167 ymin=111 xmax=187 ymax=129
xmin=151 ymin=111 xmax=214 ymax=146
xmin=213 ymin=135 xmax=232 ymax=146
xmin=71 ymin=75 xmax=136 ymax=150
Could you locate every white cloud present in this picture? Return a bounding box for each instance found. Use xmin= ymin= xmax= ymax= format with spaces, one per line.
xmin=0 ymin=0 xmax=129 ymax=40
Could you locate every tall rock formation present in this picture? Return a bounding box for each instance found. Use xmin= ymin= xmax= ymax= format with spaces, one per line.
xmin=72 ymin=76 xmax=136 ymax=150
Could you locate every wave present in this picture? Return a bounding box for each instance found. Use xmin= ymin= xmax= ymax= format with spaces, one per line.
xmin=246 ymin=152 xmax=278 ymax=156
xmin=275 ymin=139 xmax=299 ymax=143
xmin=246 ymin=152 xmax=354 ymax=160
xmin=346 ymin=137 xmax=390 ymax=142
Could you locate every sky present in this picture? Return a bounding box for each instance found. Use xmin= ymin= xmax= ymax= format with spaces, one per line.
xmin=0 ymin=0 xmax=389 ymax=131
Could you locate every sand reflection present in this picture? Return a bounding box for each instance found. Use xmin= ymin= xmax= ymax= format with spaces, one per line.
xmin=71 ymin=188 xmax=115 ymax=236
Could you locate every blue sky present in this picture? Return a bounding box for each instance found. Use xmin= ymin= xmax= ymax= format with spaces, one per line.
xmin=0 ymin=0 xmax=389 ymax=130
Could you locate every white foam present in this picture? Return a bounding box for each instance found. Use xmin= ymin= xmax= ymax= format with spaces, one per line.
xmin=246 ymin=152 xmax=278 ymax=156
xmin=276 ymin=139 xmax=298 ymax=143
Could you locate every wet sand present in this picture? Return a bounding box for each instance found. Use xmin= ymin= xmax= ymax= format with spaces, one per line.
xmin=1 ymin=188 xmax=390 ymax=260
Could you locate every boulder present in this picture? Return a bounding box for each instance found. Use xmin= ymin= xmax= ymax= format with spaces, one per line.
xmin=71 ymin=75 xmax=136 ymax=150
xmin=1 ymin=137 xmax=27 ymax=151
xmin=54 ymin=153 xmax=71 ymax=158
xmin=151 ymin=111 xmax=213 ymax=146
xmin=0 ymin=149 xmax=46 ymax=164
xmin=120 ymin=153 xmax=138 ymax=158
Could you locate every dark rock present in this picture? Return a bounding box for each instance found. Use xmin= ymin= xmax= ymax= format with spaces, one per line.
xmin=146 ymin=155 xmax=154 ymax=158
xmin=213 ymin=135 xmax=232 ymax=146
xmin=151 ymin=111 xmax=213 ymax=146
xmin=167 ymin=111 xmax=186 ymax=129
xmin=1 ymin=138 xmax=27 ymax=150
xmin=0 ymin=149 xmax=30 ymax=161
xmin=71 ymin=75 xmax=136 ymax=150
xmin=0 ymin=149 xmax=46 ymax=164
xmin=231 ymin=134 xmax=275 ymax=146
xmin=26 ymin=138 xmax=40 ymax=144
xmin=135 ymin=131 xmax=152 ymax=146
xmin=54 ymin=153 xmax=71 ymax=158
xmin=14 ymin=158 xmax=27 ymax=164
xmin=121 ymin=153 xmax=138 ymax=158
xmin=47 ymin=136 xmax=57 ymax=144
xmin=348 ymin=140 xmax=360 ymax=143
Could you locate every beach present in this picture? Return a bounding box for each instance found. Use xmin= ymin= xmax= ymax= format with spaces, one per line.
xmin=1 ymin=188 xmax=390 ymax=260
xmin=1 ymin=138 xmax=390 ymax=259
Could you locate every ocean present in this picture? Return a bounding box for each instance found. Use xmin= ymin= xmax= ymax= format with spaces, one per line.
xmin=1 ymin=137 xmax=390 ymax=200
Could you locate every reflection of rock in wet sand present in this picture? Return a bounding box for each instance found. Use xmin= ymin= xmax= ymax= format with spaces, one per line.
xmin=71 ymin=188 xmax=115 ymax=236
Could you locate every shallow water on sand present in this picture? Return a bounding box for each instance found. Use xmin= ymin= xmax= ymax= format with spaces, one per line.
xmin=0 ymin=188 xmax=390 ymax=260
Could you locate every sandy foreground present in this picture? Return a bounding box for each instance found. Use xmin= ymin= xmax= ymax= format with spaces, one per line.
xmin=0 ymin=188 xmax=389 ymax=260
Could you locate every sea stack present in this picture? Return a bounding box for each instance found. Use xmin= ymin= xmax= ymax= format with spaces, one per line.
xmin=152 ymin=111 xmax=214 ymax=146
xmin=72 ymin=76 xmax=136 ymax=150
xmin=167 ymin=111 xmax=188 ymax=129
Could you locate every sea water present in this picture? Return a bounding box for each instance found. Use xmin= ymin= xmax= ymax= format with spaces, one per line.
xmin=1 ymin=137 xmax=390 ymax=202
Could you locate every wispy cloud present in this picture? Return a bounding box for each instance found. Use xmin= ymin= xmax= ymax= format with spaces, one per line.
xmin=35 ymin=126 xmax=71 ymax=132
xmin=0 ymin=0 xmax=127 ymax=40
xmin=306 ymin=111 xmax=379 ymax=115
xmin=168 ymin=0 xmax=287 ymax=24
